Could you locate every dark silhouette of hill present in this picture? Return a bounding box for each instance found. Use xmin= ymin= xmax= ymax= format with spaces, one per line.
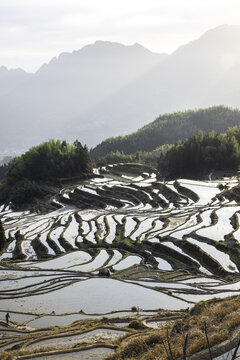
xmin=0 ymin=139 xmax=92 ymax=206
xmin=159 ymin=120 xmax=240 ymax=178
xmin=90 ymin=106 xmax=240 ymax=159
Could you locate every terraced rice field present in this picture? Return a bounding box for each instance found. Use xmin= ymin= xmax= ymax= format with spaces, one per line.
xmin=1 ymin=163 xmax=240 ymax=359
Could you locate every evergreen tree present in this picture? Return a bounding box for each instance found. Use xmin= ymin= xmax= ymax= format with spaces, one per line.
xmin=0 ymin=220 xmax=6 ymax=251
xmin=0 ymin=139 xmax=93 ymax=206
xmin=158 ymin=125 xmax=240 ymax=178
xmin=91 ymin=106 xmax=240 ymax=161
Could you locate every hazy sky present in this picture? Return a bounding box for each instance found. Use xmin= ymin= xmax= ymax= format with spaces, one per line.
xmin=1 ymin=0 xmax=240 ymax=72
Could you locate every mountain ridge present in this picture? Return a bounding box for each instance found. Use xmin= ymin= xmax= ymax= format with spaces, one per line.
xmin=0 ymin=40 xmax=167 ymax=152
xmin=90 ymin=105 xmax=240 ymax=161
xmin=2 ymin=25 xmax=240 ymax=152
xmin=0 ymin=66 xmax=31 ymax=97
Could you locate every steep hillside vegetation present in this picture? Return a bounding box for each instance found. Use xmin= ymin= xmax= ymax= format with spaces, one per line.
xmin=0 ymin=139 xmax=92 ymax=206
xmin=159 ymin=125 xmax=240 ymax=178
xmin=91 ymin=106 xmax=240 ymax=160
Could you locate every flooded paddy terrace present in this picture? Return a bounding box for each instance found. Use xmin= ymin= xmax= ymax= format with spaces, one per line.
xmin=1 ymin=163 xmax=240 ymax=359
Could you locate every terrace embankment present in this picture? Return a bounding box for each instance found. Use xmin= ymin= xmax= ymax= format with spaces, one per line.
xmin=2 ymin=295 xmax=240 ymax=360
xmin=2 ymin=165 xmax=240 ymax=358
xmin=103 ymin=295 xmax=240 ymax=360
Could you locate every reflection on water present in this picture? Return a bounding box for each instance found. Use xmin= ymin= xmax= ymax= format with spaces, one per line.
xmin=30 ymin=347 xmax=114 ymax=360
xmin=0 ymin=278 xmax=189 ymax=314
xmin=28 ymin=328 xmax=127 ymax=349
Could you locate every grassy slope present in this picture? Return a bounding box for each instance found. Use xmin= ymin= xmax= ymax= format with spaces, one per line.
xmin=103 ymin=295 xmax=240 ymax=360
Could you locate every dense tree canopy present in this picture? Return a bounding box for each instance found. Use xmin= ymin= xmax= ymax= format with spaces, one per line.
xmin=159 ymin=127 xmax=240 ymax=178
xmin=96 ymin=151 xmax=136 ymax=167
xmin=0 ymin=139 xmax=93 ymax=205
xmin=91 ymin=106 xmax=240 ymax=161
xmin=0 ymin=163 xmax=9 ymax=183
xmin=0 ymin=220 xmax=6 ymax=251
xmin=96 ymin=145 xmax=173 ymax=167
xmin=6 ymin=139 xmax=92 ymax=184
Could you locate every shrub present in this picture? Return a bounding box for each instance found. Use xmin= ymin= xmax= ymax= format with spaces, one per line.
xmin=128 ymin=320 xmax=147 ymax=330
xmin=0 ymin=219 xmax=6 ymax=251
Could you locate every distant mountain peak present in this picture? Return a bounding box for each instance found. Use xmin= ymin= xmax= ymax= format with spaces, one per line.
xmin=200 ymin=24 xmax=240 ymax=40
xmin=4 ymin=25 xmax=240 ymax=152
xmin=79 ymin=40 xmax=160 ymax=56
xmin=173 ymin=24 xmax=240 ymax=58
xmin=133 ymin=42 xmax=149 ymax=50
xmin=0 ymin=65 xmax=29 ymax=75
xmin=38 ymin=40 xmax=166 ymax=73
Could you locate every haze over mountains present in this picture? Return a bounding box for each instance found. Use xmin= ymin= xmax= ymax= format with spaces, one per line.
xmin=2 ymin=24 xmax=240 ymax=153
xmin=0 ymin=66 xmax=31 ymax=97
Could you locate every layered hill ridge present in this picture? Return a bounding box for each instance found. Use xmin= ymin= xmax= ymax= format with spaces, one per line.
xmin=90 ymin=106 xmax=240 ymax=159
xmin=0 ymin=41 xmax=166 ymax=152
xmin=83 ymin=25 xmax=240 ymax=145
xmin=3 ymin=25 xmax=240 ymax=152
xmin=0 ymin=66 xmax=31 ymax=97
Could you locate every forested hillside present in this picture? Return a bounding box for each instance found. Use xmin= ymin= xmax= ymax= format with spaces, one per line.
xmin=159 ymin=126 xmax=240 ymax=178
xmin=91 ymin=106 xmax=240 ymax=161
xmin=0 ymin=139 xmax=92 ymax=206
